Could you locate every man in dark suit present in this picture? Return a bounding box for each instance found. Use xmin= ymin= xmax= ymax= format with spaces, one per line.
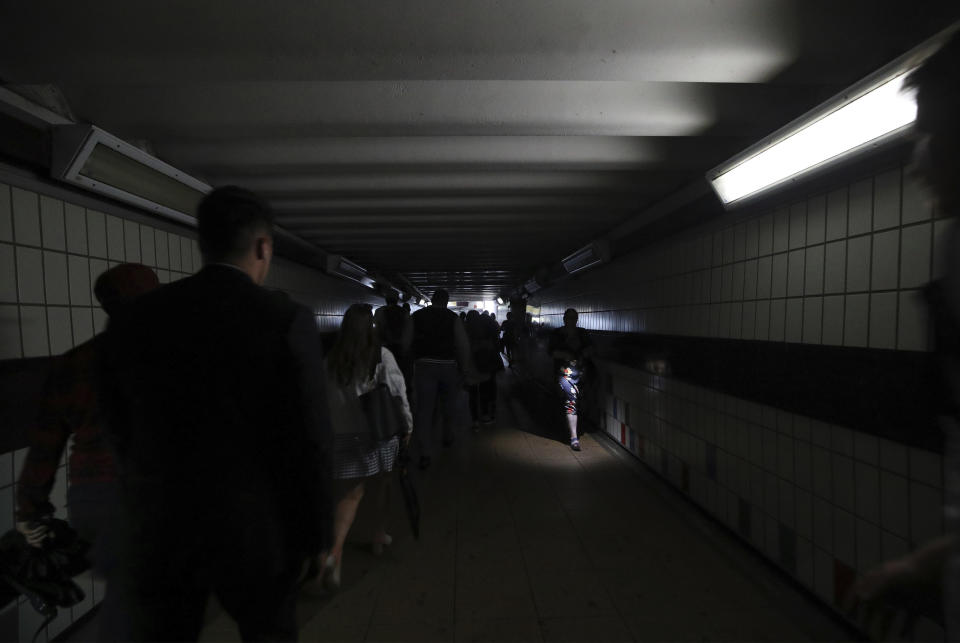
xmin=99 ymin=187 xmax=332 ymax=641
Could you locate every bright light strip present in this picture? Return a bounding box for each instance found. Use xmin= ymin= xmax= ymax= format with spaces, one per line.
xmin=711 ymin=73 xmax=917 ymax=205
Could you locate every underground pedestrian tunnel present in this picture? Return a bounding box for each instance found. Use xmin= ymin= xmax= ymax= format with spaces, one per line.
xmin=0 ymin=2 xmax=959 ymax=641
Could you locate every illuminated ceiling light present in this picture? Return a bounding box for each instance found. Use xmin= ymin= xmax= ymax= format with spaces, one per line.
xmin=562 ymin=240 xmax=612 ymax=275
xmin=418 ymin=298 xmax=428 ymax=306
xmin=496 ymin=296 xmax=505 ymax=305
xmin=325 ymin=254 xmax=375 ymax=288
xmin=708 ymin=70 xmax=917 ymax=207
xmin=52 ymin=124 xmax=209 ymax=225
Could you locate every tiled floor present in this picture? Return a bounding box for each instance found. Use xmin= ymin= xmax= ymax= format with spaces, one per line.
xmin=195 ymin=374 xmax=855 ymax=642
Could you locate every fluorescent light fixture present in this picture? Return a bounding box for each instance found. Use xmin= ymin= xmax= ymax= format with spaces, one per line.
xmin=52 ymin=125 xmax=210 ymax=225
xmin=707 ymin=67 xmax=917 ymax=206
xmin=325 ymin=254 xmax=375 ymax=288
xmin=496 ymin=296 xmax=505 ymax=305
xmin=562 ymin=240 xmax=612 ymax=275
xmin=418 ymin=298 xmax=428 ymax=306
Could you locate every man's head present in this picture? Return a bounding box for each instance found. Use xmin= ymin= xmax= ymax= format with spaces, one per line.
xmin=94 ymin=263 xmax=160 ymax=317
xmin=432 ymin=289 xmax=450 ymax=307
xmin=906 ymin=32 xmax=960 ymax=211
xmin=384 ymin=290 xmax=399 ymax=306
xmin=197 ymin=186 xmax=275 ymax=284
xmin=563 ymin=308 xmax=579 ymax=328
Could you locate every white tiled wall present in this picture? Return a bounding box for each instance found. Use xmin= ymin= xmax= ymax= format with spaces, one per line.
xmin=598 ymin=360 xmax=945 ymax=640
xmin=535 ymin=165 xmax=950 ymax=641
xmin=539 ymin=166 xmax=945 ymax=353
xmin=0 ymin=179 xmax=377 ymax=641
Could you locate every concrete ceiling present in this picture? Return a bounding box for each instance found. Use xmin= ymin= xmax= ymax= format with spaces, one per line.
xmin=1 ymin=1 xmax=958 ymax=300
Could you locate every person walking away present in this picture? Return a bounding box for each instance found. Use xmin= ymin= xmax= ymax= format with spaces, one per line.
xmin=500 ymin=311 xmax=519 ymax=366
xmin=99 ymin=186 xmax=332 ymax=641
xmin=16 ymin=264 xmax=159 ymax=574
xmin=548 ymin=308 xmax=594 ymax=451
xmin=410 ymin=289 xmax=474 ymax=469
xmin=374 ymin=290 xmax=414 ymax=406
xmin=320 ymin=304 xmax=413 ymax=591
xmin=464 ymin=311 xmax=502 ymax=430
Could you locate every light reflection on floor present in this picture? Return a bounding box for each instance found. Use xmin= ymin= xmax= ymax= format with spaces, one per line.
xmin=195 ymin=373 xmax=852 ymax=642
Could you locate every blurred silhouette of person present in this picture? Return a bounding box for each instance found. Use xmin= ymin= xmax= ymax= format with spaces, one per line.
xmin=501 ymin=311 xmax=519 ymax=364
xmin=320 ymin=304 xmax=412 ymax=591
xmin=99 ymin=186 xmax=332 ymax=641
xmin=465 ymin=310 xmax=503 ymax=430
xmin=410 ymin=289 xmax=474 ymax=469
xmin=548 ymin=309 xmax=593 ymax=451
xmin=374 ymin=290 xmax=414 ymax=404
xmin=16 ymin=264 xmax=159 ymax=572
xmin=849 ymin=33 xmax=960 ymax=637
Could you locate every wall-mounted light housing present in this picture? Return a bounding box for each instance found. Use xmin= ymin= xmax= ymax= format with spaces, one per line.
xmin=325 ymin=254 xmax=375 ymax=288
xmin=52 ymin=125 xmax=210 ymax=225
xmin=523 ymin=278 xmax=541 ymax=295
xmin=496 ymin=296 xmax=505 ymax=305
xmin=562 ymin=240 xmax=612 ymax=275
xmin=706 ymin=26 xmax=955 ymax=208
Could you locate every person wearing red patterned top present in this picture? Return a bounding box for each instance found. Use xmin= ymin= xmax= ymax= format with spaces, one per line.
xmin=15 ymin=263 xmax=159 ymax=551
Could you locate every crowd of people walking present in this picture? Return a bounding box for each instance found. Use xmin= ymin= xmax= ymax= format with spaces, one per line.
xmin=10 ymin=185 xmax=566 ymax=641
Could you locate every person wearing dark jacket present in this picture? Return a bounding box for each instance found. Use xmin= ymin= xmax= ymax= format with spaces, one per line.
xmin=410 ymin=289 xmax=473 ymax=469
xmin=465 ymin=310 xmax=502 ymax=429
xmin=548 ymin=308 xmax=593 ymax=451
xmin=99 ymin=186 xmax=332 ymax=641
xmin=374 ymin=291 xmax=414 ymax=405
xmin=15 ymin=264 xmax=159 ymax=570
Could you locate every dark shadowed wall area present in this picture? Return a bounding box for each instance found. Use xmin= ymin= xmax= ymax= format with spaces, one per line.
xmin=532 ymin=162 xmax=950 ymax=640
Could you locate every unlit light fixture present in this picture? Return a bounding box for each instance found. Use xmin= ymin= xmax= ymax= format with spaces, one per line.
xmin=562 ymin=240 xmax=611 ymax=275
xmin=326 ymin=254 xmax=375 ymax=288
xmin=52 ymin=125 xmax=210 ymax=225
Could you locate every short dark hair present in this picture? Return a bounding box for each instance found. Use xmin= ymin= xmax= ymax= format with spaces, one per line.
xmin=197 ymin=186 xmax=274 ymax=263
xmin=432 ymin=289 xmax=450 ymax=306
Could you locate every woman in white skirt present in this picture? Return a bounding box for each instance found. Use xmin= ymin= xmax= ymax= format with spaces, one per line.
xmin=322 ymin=303 xmax=413 ymax=590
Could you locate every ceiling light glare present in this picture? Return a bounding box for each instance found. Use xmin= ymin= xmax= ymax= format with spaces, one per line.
xmin=709 ymin=72 xmax=917 ymax=205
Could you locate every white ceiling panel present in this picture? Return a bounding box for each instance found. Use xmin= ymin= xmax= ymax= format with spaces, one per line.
xmin=1 ymin=1 xmax=957 ymax=299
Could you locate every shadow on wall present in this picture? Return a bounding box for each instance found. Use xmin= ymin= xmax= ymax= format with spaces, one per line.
xmin=0 ymin=357 xmax=53 ymax=453
xmin=590 ymin=331 xmax=941 ymax=452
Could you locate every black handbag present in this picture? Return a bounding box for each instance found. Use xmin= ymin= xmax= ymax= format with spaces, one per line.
xmin=360 ymin=383 xmax=406 ymax=442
